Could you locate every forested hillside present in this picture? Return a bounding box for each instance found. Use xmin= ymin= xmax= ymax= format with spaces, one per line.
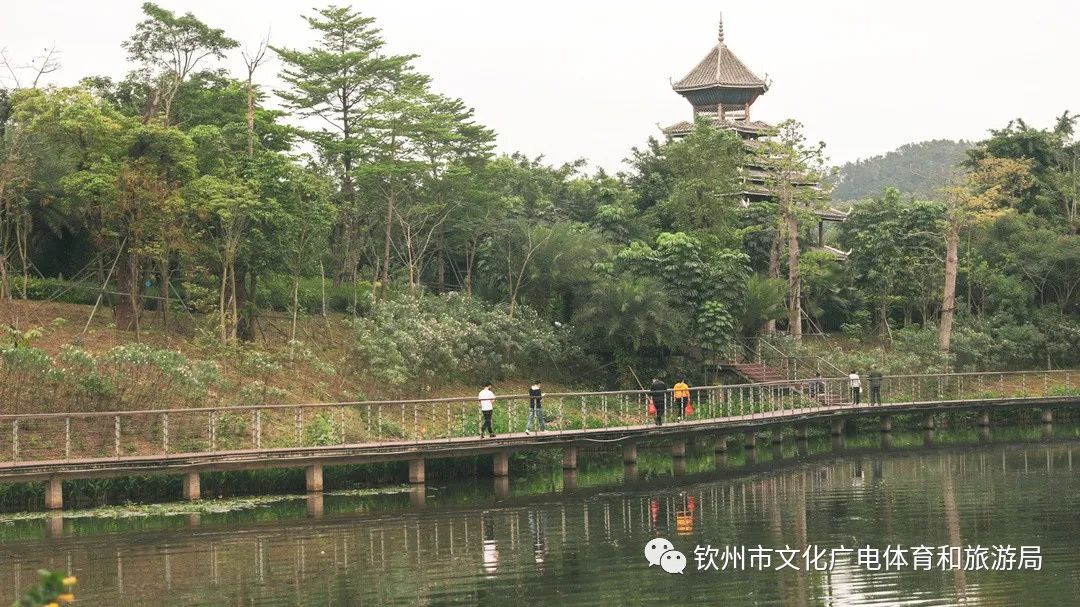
xmin=832 ymin=139 xmax=973 ymax=202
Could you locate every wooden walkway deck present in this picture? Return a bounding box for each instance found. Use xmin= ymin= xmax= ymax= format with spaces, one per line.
xmin=0 ymin=369 xmax=1077 ymax=508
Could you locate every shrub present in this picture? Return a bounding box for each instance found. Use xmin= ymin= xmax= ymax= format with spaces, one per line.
xmin=345 ymin=294 xmax=568 ymax=392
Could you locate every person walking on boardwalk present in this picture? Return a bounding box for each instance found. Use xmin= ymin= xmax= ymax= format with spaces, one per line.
xmin=479 ymin=381 xmax=496 ymax=438
xmin=848 ymin=370 xmax=861 ymax=405
xmin=869 ymin=368 xmax=883 ymax=405
xmin=673 ymin=378 xmax=690 ymax=422
xmin=525 ymin=380 xmax=545 ymax=434
xmin=808 ymin=372 xmax=825 ymax=400
xmin=650 ymin=377 xmax=668 ymax=426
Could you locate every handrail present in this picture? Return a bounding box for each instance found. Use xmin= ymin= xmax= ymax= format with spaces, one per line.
xmin=0 ymin=369 xmax=1074 ymax=422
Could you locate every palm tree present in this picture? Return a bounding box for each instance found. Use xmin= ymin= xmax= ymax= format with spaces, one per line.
xmin=738 ymin=274 xmax=787 ymax=337
xmin=573 ymin=276 xmax=681 ymax=353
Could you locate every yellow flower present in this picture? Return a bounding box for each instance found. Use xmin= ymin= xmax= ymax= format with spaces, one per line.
xmin=62 ymin=576 xmax=78 ymax=586
xmin=58 ymin=594 xmax=75 ymax=603
xmin=45 ymin=603 xmax=59 ymax=607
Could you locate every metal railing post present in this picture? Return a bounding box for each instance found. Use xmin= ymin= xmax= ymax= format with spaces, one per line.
xmin=162 ymin=413 xmax=169 ymax=454
xmin=115 ymin=415 xmax=121 ymax=457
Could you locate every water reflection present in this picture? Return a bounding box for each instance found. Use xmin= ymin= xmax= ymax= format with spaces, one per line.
xmin=3 ymin=429 xmax=1080 ymax=605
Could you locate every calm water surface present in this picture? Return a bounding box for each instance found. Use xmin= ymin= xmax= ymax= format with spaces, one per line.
xmin=3 ymin=425 xmax=1080 ymax=606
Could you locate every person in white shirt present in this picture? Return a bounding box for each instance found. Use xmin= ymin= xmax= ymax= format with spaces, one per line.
xmin=848 ymin=370 xmax=861 ymax=405
xmin=478 ymin=382 xmax=496 ymax=437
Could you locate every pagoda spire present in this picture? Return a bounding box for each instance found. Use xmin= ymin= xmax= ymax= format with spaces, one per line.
xmin=718 ymin=14 xmax=725 ymax=44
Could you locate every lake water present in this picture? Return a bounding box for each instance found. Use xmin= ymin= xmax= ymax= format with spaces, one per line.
xmin=3 ymin=425 xmax=1080 ymax=605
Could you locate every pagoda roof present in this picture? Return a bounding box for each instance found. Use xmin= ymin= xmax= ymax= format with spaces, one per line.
xmin=672 ymin=41 xmax=767 ymax=93
xmin=664 ymin=118 xmax=774 ymax=137
xmin=814 ymin=207 xmax=850 ymax=222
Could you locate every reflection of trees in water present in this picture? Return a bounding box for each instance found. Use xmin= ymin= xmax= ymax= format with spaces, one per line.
xmin=1 ymin=438 xmax=1078 ymax=604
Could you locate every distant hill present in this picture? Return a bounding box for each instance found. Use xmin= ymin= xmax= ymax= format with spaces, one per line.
xmin=831 ymin=139 xmax=973 ymax=202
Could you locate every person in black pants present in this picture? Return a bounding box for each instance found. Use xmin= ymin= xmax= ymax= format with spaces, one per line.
xmin=869 ymin=368 xmax=883 ymax=405
xmin=525 ymin=380 xmax=545 ymax=434
xmin=650 ymin=377 xmax=668 ymax=426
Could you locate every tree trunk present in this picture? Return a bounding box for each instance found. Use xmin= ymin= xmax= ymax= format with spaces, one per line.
xmin=237 ymin=269 xmax=256 ymax=341
xmin=436 ymin=229 xmax=446 ymax=294
xmin=938 ymin=226 xmax=960 ymax=354
xmin=0 ymin=253 xmax=9 ymax=302
xmin=381 ymin=188 xmax=395 ymax=301
xmin=786 ymin=210 xmax=801 ymax=341
xmin=764 ymin=225 xmax=781 ymax=334
xmin=246 ymin=77 xmax=256 ymax=158
xmin=290 ymin=275 xmax=300 ymax=344
xmin=114 ymin=250 xmax=141 ymax=335
xmin=230 ymin=263 xmax=239 ymax=342
xmin=218 ymin=263 xmax=228 ymax=345
xmin=160 ymin=257 xmax=170 ymax=330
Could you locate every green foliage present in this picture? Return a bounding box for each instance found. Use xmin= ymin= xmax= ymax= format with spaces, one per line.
xmin=11 ymin=569 xmax=76 ymax=607
xmin=305 ymin=412 xmax=336 ymax=446
xmin=346 ymin=294 xmax=567 ymax=391
xmin=832 ymin=139 xmax=973 ymax=202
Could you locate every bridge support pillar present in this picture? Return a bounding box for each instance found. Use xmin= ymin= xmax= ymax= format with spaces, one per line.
xmin=795 ymin=425 xmax=809 ymax=441
xmin=671 ymin=439 xmax=686 ymax=458
xmin=830 ymin=419 xmax=844 ymax=436
xmin=622 ymin=442 xmax=638 ymax=464
xmin=408 ymin=458 xmax=425 ymax=484
xmin=46 ymin=513 xmax=63 ymax=538
xmin=715 ymin=435 xmax=728 ymax=452
xmin=44 ymin=477 xmax=63 ymax=510
xmin=562 ymin=445 xmax=578 ymax=470
xmin=923 ymin=415 xmax=935 ymax=430
xmin=978 ymin=411 xmax=990 ymax=427
xmin=880 ymin=416 xmax=892 ymax=433
xmin=494 ymin=451 xmax=510 ymax=477
xmin=673 ymin=456 xmax=687 ymax=476
xmin=182 ymin=471 xmax=201 ymax=501
xmin=305 ymin=464 xmax=323 ymax=493
xmin=1041 ymin=408 xmax=1053 ymax=424
xmin=744 ymin=430 xmax=756 ymax=449
xmin=771 ymin=428 xmax=783 ymax=444
xmin=496 ymin=475 xmax=511 ymax=497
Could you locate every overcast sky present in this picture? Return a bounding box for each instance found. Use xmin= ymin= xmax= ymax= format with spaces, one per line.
xmin=3 ymin=1 xmax=1077 ymax=172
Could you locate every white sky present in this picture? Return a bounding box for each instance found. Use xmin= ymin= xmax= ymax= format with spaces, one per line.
xmin=2 ymin=1 xmax=1078 ymax=172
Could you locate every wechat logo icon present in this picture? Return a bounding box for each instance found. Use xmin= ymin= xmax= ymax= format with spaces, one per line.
xmin=644 ymin=537 xmax=687 ymax=574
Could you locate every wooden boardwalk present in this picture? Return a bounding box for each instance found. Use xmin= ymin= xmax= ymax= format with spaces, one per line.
xmin=1 ymin=369 xmax=1077 ymax=508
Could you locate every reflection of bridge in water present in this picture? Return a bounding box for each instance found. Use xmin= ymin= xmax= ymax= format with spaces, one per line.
xmin=4 ymin=435 xmax=1077 ymax=604
xmin=0 ymin=369 xmax=1078 ymax=509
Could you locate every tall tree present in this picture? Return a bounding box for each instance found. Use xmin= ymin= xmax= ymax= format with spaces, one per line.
xmin=938 ymin=156 xmax=1033 ymax=354
xmin=273 ymin=6 xmax=416 ymax=285
xmin=123 ymin=2 xmax=238 ymax=125
xmin=756 ymin=120 xmax=833 ymax=341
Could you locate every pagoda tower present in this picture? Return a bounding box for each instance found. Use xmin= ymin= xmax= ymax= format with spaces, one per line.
xmin=664 ymin=15 xmax=772 ymax=139
xmin=663 ymin=16 xmax=849 ymax=258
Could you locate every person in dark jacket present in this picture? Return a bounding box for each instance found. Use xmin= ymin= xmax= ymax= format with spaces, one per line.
xmin=525 ymin=381 xmax=545 ymax=434
xmin=650 ymin=378 xmax=668 ymax=426
xmin=869 ymin=368 xmax=883 ymax=405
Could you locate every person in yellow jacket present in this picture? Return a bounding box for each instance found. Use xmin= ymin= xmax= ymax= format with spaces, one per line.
xmin=672 ymin=379 xmax=690 ymax=422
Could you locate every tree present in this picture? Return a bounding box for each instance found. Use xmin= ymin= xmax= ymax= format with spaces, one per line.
xmin=842 ymin=189 xmax=945 ymax=332
xmin=185 ymin=174 xmax=259 ymax=343
xmin=273 ymin=6 xmax=416 ymax=285
xmin=938 ymin=156 xmax=1033 ymax=354
xmin=755 ymin=120 xmax=833 ymax=341
xmin=123 ymin=2 xmax=238 ymax=125
xmin=660 ymin=120 xmax=743 ymax=242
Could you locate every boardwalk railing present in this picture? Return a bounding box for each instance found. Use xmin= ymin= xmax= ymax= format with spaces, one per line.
xmin=0 ymin=370 xmax=1077 ymax=465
